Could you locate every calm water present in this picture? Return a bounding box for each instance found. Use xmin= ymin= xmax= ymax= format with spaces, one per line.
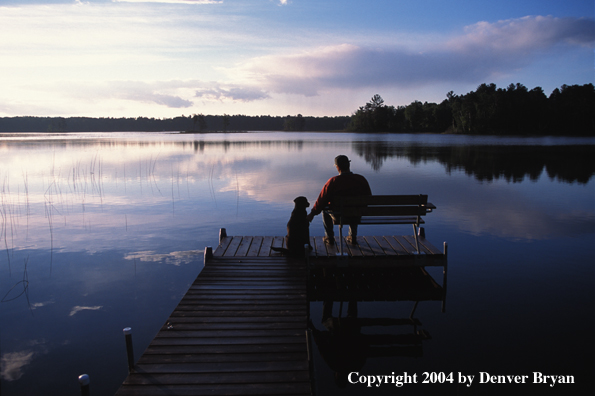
xmin=0 ymin=132 xmax=593 ymax=395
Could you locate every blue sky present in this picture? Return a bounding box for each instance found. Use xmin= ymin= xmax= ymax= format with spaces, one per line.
xmin=0 ymin=0 xmax=593 ymax=118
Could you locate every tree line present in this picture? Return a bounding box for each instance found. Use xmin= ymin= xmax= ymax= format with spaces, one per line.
xmin=0 ymin=114 xmax=350 ymax=133
xmin=1 ymin=83 xmax=592 ymax=135
xmin=349 ymin=83 xmax=594 ymax=136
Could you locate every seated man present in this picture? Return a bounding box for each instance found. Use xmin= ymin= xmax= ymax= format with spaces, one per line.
xmin=307 ymin=155 xmax=372 ymax=245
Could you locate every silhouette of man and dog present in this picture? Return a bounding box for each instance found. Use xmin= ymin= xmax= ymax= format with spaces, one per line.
xmin=272 ymin=154 xmax=371 ymax=257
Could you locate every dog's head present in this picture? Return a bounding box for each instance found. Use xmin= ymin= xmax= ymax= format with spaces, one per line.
xmin=293 ymin=196 xmax=310 ymax=209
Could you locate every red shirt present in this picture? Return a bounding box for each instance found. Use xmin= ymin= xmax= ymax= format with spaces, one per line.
xmin=311 ymin=171 xmax=372 ymax=215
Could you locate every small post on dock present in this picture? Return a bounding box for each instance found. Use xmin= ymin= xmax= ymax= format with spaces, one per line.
xmin=204 ymin=246 xmax=213 ymax=262
xmin=123 ymin=327 xmax=134 ymax=373
xmin=442 ymin=242 xmax=448 ymax=313
xmin=78 ymin=374 xmax=90 ymax=396
xmin=219 ymin=228 xmax=227 ymax=243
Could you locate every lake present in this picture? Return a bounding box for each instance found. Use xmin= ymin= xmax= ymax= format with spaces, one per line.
xmin=0 ymin=131 xmax=593 ymax=395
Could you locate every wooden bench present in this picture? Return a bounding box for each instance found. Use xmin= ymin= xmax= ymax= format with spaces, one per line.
xmin=327 ymin=194 xmax=436 ymax=255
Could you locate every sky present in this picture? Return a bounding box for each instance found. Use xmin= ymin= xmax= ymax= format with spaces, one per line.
xmin=0 ymin=0 xmax=593 ymax=118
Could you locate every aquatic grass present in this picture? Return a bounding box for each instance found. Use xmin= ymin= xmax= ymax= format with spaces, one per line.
xmin=1 ymin=256 xmax=31 ymax=313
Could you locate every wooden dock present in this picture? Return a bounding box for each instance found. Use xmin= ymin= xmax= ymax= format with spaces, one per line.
xmin=213 ymin=233 xmax=446 ymax=263
xmin=115 ymin=230 xmax=446 ymax=395
xmin=115 ymin=251 xmax=312 ymax=395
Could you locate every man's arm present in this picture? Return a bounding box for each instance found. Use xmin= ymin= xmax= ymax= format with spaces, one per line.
xmin=308 ymin=177 xmax=334 ymax=221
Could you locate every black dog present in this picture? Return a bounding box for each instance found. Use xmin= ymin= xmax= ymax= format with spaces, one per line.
xmin=271 ymin=196 xmax=313 ymax=258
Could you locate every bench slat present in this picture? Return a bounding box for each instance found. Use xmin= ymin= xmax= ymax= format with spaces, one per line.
xmin=338 ymin=206 xmax=428 ymax=217
xmin=359 ymin=217 xmax=425 ymax=225
xmin=340 ymin=195 xmax=428 ymax=206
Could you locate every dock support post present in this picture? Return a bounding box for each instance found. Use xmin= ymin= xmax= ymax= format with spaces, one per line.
xmin=204 ymin=246 xmax=213 ymax=262
xmin=219 ymin=228 xmax=227 ymax=243
xmin=78 ymin=374 xmax=90 ymax=396
xmin=418 ymin=227 xmax=425 ymax=238
xmin=412 ymin=224 xmax=421 ymax=254
xmin=123 ymin=327 xmax=135 ymax=373
xmin=410 ymin=301 xmax=419 ymax=320
xmin=442 ymin=242 xmax=448 ymax=313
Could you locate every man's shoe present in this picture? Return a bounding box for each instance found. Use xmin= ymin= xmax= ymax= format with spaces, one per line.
xmin=323 ymin=236 xmax=335 ymax=245
xmin=346 ymin=236 xmax=357 ymax=245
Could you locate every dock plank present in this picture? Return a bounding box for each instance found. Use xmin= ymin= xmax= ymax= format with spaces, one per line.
xmin=363 ymin=236 xmax=387 ymax=256
xmin=384 ymin=236 xmax=411 ymax=255
xmin=213 ymin=236 xmax=232 ymax=257
xmin=356 ymin=236 xmax=377 ymax=256
xmin=313 ymin=236 xmax=328 ymax=257
xmin=222 ymin=236 xmax=242 ymax=257
xmin=258 ymin=236 xmax=274 ymax=256
xmin=235 ymin=236 xmax=253 ymax=256
xmin=374 ymin=236 xmax=399 ymax=256
xmin=247 ymin=236 xmax=263 ymax=256
xmin=116 ymin=383 xmax=312 ymax=396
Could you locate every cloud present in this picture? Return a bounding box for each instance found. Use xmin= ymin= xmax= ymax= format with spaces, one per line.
xmin=228 ymin=16 xmax=595 ymax=96
xmin=195 ymin=84 xmax=270 ymax=102
xmin=57 ymin=80 xmax=197 ymax=108
xmin=55 ymin=80 xmax=269 ymax=108
xmin=31 ymin=300 xmax=55 ymax=310
xmin=124 ymin=250 xmax=202 ymax=266
xmin=1 ymin=351 xmax=34 ymax=381
xmin=113 ymin=0 xmax=223 ymax=4
xmin=69 ymin=305 xmax=103 ymax=316
xmin=454 ymin=15 xmax=595 ymax=50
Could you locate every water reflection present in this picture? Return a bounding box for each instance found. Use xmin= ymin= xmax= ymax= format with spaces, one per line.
xmin=352 ymin=142 xmax=595 ymax=183
xmin=0 ymin=132 xmax=593 ymax=395
xmin=310 ymin=316 xmax=430 ymax=388
xmin=308 ymin=265 xmax=442 ymax=391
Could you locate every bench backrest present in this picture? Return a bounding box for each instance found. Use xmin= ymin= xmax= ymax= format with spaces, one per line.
xmin=338 ymin=194 xmax=430 ymax=218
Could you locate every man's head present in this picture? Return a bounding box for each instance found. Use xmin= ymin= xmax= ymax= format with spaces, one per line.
xmin=334 ymin=155 xmax=351 ymax=172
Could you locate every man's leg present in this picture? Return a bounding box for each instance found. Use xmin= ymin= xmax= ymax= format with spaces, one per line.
xmin=322 ymin=211 xmax=335 ymax=239
xmin=345 ymin=223 xmax=358 ymax=244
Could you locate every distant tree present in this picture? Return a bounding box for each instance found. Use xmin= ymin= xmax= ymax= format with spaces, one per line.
xmin=549 ymin=83 xmax=595 ymax=135
xmin=197 ymin=114 xmax=207 ymax=132
xmin=295 ymin=114 xmax=305 ymax=131
xmin=283 ymin=114 xmax=306 ymax=131
xmin=222 ymin=114 xmax=230 ymax=132
xmin=47 ymin=117 xmax=67 ymax=132
xmin=349 ymin=94 xmax=391 ymax=132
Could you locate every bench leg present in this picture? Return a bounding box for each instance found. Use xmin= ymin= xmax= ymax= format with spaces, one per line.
xmin=339 ymin=224 xmax=343 ymax=256
xmin=410 ymin=301 xmax=419 ymax=320
xmin=412 ymin=224 xmax=421 ymax=254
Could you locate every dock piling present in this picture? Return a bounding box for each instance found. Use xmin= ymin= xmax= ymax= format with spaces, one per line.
xmin=204 ymin=246 xmax=213 ymax=262
xmin=442 ymin=242 xmax=448 ymax=313
xmin=123 ymin=327 xmax=134 ymax=373
xmin=78 ymin=374 xmax=90 ymax=396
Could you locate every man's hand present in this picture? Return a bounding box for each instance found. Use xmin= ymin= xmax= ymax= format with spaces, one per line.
xmin=307 ymin=212 xmax=315 ymax=223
